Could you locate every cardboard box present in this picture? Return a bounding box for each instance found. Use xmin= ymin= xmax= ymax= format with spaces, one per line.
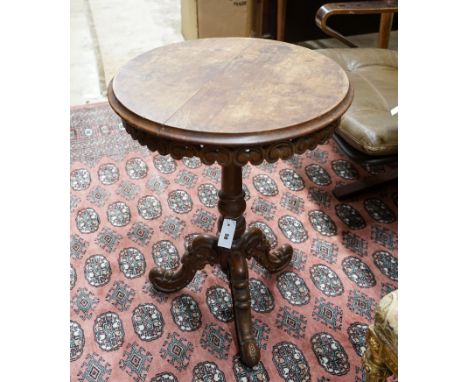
xmin=181 ymin=0 xmax=250 ymax=40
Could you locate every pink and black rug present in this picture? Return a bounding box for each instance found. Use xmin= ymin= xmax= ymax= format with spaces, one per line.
xmin=70 ymin=102 xmax=398 ymax=382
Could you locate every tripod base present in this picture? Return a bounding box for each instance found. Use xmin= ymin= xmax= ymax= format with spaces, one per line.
xmin=149 ymin=228 xmax=292 ymax=367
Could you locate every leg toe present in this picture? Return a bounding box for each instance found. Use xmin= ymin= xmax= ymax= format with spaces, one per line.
xmin=240 ymin=340 xmax=260 ymax=367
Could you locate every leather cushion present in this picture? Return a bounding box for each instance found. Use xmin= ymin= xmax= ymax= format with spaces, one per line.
xmin=317 ymin=48 xmax=398 ymax=156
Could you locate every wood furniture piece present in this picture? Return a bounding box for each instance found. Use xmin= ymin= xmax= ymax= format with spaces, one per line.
xmin=107 ymin=37 xmax=352 ymax=366
xmin=315 ymin=0 xmax=398 ymax=49
xmin=277 ymin=0 xmax=287 ymax=40
xmin=276 ymin=0 xmax=397 ymax=43
xmin=363 ymin=290 xmax=398 ymax=381
xmin=257 ymin=0 xmax=398 ymax=43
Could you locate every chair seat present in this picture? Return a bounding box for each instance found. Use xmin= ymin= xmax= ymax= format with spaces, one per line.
xmin=317 ymin=48 xmax=398 ymax=156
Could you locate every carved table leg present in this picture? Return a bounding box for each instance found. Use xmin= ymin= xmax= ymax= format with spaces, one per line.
xmin=217 ymin=164 xmax=246 ymax=240
xmin=229 ymin=250 xmax=260 ymax=367
xmin=217 ymin=164 xmax=260 ymax=366
xmin=241 ymin=227 xmax=293 ymax=273
xmin=152 ymin=162 xmax=291 ymax=367
xmin=149 ymin=234 xmax=218 ymax=293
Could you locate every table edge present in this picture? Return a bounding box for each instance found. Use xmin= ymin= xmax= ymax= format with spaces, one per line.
xmin=107 ymin=79 xmax=353 ymax=148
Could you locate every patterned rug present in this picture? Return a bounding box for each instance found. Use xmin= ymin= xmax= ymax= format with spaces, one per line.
xmin=70 ymin=102 xmax=398 ymax=382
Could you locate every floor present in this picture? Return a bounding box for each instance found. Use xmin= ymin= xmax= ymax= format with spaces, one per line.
xmin=70 ymin=102 xmax=397 ymax=381
xmin=71 ymin=0 xmax=183 ymax=105
xmin=70 ymin=0 xmax=397 ymax=105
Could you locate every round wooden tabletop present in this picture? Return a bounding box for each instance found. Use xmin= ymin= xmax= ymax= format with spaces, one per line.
xmin=109 ymin=38 xmax=352 ymax=149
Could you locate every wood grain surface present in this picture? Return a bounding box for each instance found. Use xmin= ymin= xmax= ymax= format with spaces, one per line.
xmin=110 ymin=37 xmax=352 ymax=146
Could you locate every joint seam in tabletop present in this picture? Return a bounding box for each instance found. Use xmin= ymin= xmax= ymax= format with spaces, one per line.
xmin=161 ymin=39 xmax=256 ymax=126
xmin=164 ymin=41 xmax=287 ymax=131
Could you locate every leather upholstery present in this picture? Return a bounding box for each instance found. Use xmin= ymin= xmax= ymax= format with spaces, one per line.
xmin=317 ymin=48 xmax=398 ymax=156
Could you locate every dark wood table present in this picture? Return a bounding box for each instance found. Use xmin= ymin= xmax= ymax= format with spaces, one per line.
xmin=108 ymin=37 xmax=352 ymax=367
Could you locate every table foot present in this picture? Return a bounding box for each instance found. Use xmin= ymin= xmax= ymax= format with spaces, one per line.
xmin=149 ymin=234 xmax=218 ymax=293
xmin=229 ymin=251 xmax=261 ymax=367
xmin=242 ymin=228 xmax=293 ymax=273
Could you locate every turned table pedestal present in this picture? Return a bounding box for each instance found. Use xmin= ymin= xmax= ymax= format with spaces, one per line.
xmin=108 ymin=37 xmax=352 ymax=367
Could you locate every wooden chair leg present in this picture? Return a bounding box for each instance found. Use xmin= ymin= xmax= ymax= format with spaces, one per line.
xmin=378 ymin=12 xmax=394 ymax=49
xmin=254 ymin=0 xmax=265 ymax=37
xmin=277 ymin=0 xmax=287 ymax=40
